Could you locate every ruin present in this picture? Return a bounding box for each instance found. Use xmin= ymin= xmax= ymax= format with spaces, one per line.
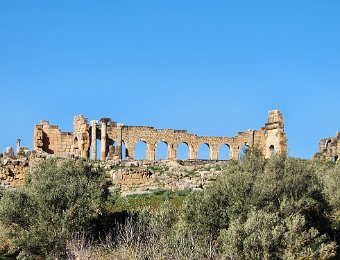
xmin=313 ymin=132 xmax=340 ymax=162
xmin=33 ymin=110 xmax=287 ymax=161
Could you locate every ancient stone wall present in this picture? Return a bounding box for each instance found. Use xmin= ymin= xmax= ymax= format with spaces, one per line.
xmin=33 ymin=116 xmax=90 ymax=158
xmin=313 ymin=132 xmax=340 ymax=162
xmin=33 ymin=110 xmax=287 ymax=161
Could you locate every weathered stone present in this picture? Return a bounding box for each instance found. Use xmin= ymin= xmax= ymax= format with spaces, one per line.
xmin=4 ymin=147 xmax=14 ymax=159
xmin=313 ymin=132 xmax=340 ymax=162
xmin=33 ymin=110 xmax=287 ymax=162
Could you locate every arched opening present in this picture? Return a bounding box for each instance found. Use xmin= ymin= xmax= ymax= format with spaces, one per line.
xmin=219 ymin=144 xmax=230 ymax=160
xmin=156 ymin=141 xmax=168 ymax=160
xmin=269 ymin=145 xmax=275 ymax=156
xmin=326 ymin=139 xmax=332 ymax=150
xmin=198 ymin=143 xmax=210 ymax=160
xmin=134 ymin=141 xmax=147 ymax=160
xmin=332 ymin=156 xmax=338 ymax=163
xmin=177 ymin=142 xmax=189 ymax=160
xmin=239 ymin=144 xmax=250 ymax=160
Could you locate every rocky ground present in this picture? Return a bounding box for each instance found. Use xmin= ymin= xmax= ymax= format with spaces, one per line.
xmin=0 ymin=152 xmax=229 ymax=194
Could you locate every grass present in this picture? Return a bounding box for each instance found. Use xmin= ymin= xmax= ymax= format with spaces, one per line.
xmin=107 ymin=189 xmax=191 ymax=213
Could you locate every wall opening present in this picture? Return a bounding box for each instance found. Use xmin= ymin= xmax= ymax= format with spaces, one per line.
xmin=269 ymin=145 xmax=275 ymax=156
xmin=326 ymin=139 xmax=332 ymax=149
xmin=134 ymin=141 xmax=147 ymax=160
xmin=177 ymin=142 xmax=189 ymax=160
xmin=156 ymin=141 xmax=168 ymax=160
xmin=332 ymin=156 xmax=338 ymax=162
xmin=219 ymin=144 xmax=230 ymax=160
xmin=239 ymin=144 xmax=250 ymax=160
xmin=198 ymin=143 xmax=210 ymax=160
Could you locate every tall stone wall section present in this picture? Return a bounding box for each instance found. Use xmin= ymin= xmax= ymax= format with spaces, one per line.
xmin=33 ymin=116 xmax=90 ymax=158
xmin=33 ymin=110 xmax=287 ymax=161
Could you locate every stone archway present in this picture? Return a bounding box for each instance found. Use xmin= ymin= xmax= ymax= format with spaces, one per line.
xmin=218 ymin=144 xmax=231 ymax=160
xmin=198 ymin=143 xmax=210 ymax=160
xmin=156 ymin=141 xmax=168 ymax=160
xmin=177 ymin=142 xmax=190 ymax=160
xmin=134 ymin=141 xmax=147 ymax=160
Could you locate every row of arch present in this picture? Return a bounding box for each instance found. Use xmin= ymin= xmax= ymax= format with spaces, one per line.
xmin=122 ymin=141 xmax=250 ymax=160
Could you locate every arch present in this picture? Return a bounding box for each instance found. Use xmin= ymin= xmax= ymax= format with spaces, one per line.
xmin=177 ymin=142 xmax=189 ymax=160
xmin=156 ymin=141 xmax=168 ymax=160
xmin=326 ymin=139 xmax=332 ymax=149
xmin=198 ymin=143 xmax=210 ymax=160
xmin=269 ymin=145 xmax=275 ymax=156
xmin=134 ymin=140 xmax=147 ymax=160
xmin=239 ymin=144 xmax=250 ymax=159
xmin=218 ymin=144 xmax=230 ymax=160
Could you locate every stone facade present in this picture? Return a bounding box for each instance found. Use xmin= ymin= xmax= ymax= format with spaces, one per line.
xmin=313 ymin=132 xmax=340 ymax=162
xmin=32 ymin=110 xmax=287 ymax=161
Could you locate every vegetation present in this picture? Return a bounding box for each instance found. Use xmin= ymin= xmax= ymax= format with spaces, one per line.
xmin=0 ymin=153 xmax=339 ymax=259
xmin=0 ymin=159 xmax=111 ymax=259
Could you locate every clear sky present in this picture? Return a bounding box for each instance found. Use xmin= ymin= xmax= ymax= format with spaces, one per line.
xmin=0 ymin=0 xmax=339 ymax=159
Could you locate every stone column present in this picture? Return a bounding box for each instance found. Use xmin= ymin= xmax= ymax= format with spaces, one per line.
xmin=230 ymin=145 xmax=238 ymax=160
xmin=16 ymin=139 xmax=21 ymax=155
xmin=117 ymin=123 xmax=124 ymax=159
xmin=90 ymin=120 xmax=98 ymax=160
xmin=210 ymin=145 xmax=219 ymax=160
xmin=168 ymin=143 xmax=176 ymax=160
xmin=100 ymin=118 xmax=111 ymax=161
xmin=189 ymin=145 xmax=198 ymax=160
xmin=147 ymin=143 xmax=156 ymax=161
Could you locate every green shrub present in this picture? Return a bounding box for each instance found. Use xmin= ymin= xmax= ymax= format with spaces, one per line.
xmin=180 ymin=153 xmax=337 ymax=258
xmin=0 ymin=158 xmax=111 ymax=258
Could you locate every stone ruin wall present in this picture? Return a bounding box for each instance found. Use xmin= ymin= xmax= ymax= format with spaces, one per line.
xmin=32 ymin=110 xmax=287 ymax=161
xmin=1 ymin=110 xmax=287 ymax=189
xmin=313 ymin=132 xmax=340 ymax=162
xmin=33 ymin=116 xmax=90 ymax=159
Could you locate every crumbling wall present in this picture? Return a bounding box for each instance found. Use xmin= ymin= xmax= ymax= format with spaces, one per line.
xmin=314 ymin=132 xmax=340 ymax=161
xmin=33 ymin=110 xmax=287 ymax=161
xmin=33 ymin=115 xmax=90 ymax=158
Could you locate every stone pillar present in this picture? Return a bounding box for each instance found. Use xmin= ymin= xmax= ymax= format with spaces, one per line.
xmin=189 ymin=145 xmax=198 ymax=160
xmin=16 ymin=139 xmax=21 ymax=155
xmin=230 ymin=145 xmax=238 ymax=160
xmin=210 ymin=145 xmax=218 ymax=160
xmin=100 ymin=118 xmax=111 ymax=161
xmin=126 ymin=144 xmax=134 ymax=160
xmin=147 ymin=143 xmax=156 ymax=161
xmin=117 ymin=124 xmax=124 ymax=159
xmin=168 ymin=143 xmax=176 ymax=160
xmin=90 ymin=120 xmax=98 ymax=160
xmin=248 ymin=130 xmax=255 ymax=147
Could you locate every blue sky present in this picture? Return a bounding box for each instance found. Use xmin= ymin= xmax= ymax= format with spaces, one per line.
xmin=0 ymin=0 xmax=339 ymax=159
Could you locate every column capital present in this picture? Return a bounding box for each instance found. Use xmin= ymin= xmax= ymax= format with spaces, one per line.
xmin=100 ymin=118 xmax=111 ymax=124
xmin=90 ymin=120 xmax=99 ymax=125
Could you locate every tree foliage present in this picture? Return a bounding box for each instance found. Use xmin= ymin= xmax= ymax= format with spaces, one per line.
xmin=180 ymin=154 xmax=337 ymax=259
xmin=0 ymin=158 xmax=110 ymax=258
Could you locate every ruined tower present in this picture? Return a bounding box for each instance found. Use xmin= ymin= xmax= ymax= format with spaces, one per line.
xmin=264 ymin=110 xmax=287 ymax=158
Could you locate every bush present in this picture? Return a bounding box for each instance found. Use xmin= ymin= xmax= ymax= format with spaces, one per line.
xmin=180 ymin=154 xmax=337 ymax=258
xmin=0 ymin=158 xmax=111 ymax=258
